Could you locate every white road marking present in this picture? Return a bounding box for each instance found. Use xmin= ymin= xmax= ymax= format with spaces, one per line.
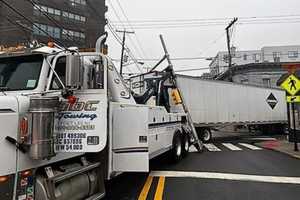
xmin=149 ymin=171 xmax=300 ymax=185
xmin=203 ymin=143 xmax=221 ymax=152
xmin=238 ymin=143 xmax=262 ymax=150
xmin=222 ymin=143 xmax=242 ymax=151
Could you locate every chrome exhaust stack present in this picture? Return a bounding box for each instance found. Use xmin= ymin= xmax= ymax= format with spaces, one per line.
xmin=28 ymin=96 xmax=59 ymax=160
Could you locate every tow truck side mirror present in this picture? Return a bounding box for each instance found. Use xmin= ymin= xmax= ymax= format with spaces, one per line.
xmin=65 ymin=54 xmax=83 ymax=88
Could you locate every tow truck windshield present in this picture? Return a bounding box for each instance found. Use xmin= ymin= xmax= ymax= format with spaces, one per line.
xmin=0 ymin=54 xmax=43 ymax=91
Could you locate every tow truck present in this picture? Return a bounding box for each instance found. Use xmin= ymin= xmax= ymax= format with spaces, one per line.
xmin=0 ymin=35 xmax=201 ymax=200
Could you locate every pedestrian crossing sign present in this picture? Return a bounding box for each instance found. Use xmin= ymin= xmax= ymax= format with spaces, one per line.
xmin=281 ymin=74 xmax=300 ymax=96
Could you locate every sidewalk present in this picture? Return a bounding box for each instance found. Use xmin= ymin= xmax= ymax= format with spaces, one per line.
xmin=257 ymin=136 xmax=300 ymax=159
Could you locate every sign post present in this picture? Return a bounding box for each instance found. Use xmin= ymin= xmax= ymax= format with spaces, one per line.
xmin=281 ymin=73 xmax=300 ymax=151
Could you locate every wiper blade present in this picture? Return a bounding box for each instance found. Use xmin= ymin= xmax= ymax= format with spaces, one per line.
xmin=0 ymin=86 xmax=9 ymax=91
xmin=0 ymin=87 xmax=9 ymax=95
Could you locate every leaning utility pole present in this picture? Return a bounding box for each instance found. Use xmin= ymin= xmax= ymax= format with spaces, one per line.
xmin=116 ymin=29 xmax=134 ymax=76
xmin=225 ymin=17 xmax=238 ymax=81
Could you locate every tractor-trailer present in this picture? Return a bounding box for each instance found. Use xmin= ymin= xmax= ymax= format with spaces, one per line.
xmin=176 ymin=75 xmax=288 ymax=142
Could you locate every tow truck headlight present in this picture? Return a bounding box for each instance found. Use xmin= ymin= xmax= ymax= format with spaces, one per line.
xmin=0 ymin=174 xmax=14 ymax=200
xmin=0 ymin=175 xmax=9 ymax=183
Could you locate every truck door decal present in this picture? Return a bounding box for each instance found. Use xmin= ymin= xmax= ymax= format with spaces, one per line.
xmin=54 ymin=95 xmax=107 ymax=153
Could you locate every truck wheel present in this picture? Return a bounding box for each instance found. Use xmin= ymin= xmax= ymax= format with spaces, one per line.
xmin=202 ymin=129 xmax=212 ymax=143
xmin=182 ymin=134 xmax=189 ymax=157
xmin=171 ymin=131 xmax=183 ymax=162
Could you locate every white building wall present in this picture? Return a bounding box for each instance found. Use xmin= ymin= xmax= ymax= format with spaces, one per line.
xmin=262 ymin=45 xmax=300 ymax=63
xmin=210 ymin=45 xmax=300 ymax=76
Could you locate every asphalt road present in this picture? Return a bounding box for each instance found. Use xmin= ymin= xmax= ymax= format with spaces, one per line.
xmin=104 ymin=134 xmax=300 ymax=200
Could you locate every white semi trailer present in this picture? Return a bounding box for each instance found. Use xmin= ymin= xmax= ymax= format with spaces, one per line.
xmin=176 ymin=75 xmax=288 ymax=142
xmin=0 ymin=37 xmax=200 ymax=200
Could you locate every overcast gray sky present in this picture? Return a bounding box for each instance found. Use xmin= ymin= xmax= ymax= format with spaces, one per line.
xmin=106 ymin=0 xmax=300 ymax=76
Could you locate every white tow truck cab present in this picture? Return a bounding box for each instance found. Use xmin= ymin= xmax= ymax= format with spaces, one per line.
xmin=0 ymin=37 xmax=193 ymax=200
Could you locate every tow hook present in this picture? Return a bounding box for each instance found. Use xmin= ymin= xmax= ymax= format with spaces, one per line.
xmin=5 ymin=136 xmax=29 ymax=153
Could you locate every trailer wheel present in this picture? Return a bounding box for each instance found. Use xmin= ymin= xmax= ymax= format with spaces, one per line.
xmin=182 ymin=134 xmax=189 ymax=157
xmin=171 ymin=131 xmax=183 ymax=162
xmin=202 ymin=129 xmax=212 ymax=143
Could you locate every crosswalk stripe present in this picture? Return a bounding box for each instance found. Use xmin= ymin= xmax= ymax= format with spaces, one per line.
xmin=203 ymin=143 xmax=221 ymax=152
xmin=248 ymin=137 xmax=277 ymax=141
xmin=238 ymin=143 xmax=262 ymax=150
xmin=222 ymin=143 xmax=242 ymax=151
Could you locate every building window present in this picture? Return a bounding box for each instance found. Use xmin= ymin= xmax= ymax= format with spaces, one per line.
xmin=33 ymin=23 xmax=60 ymax=38
xmin=223 ymin=54 xmax=229 ymax=63
xmin=252 ymin=54 xmax=261 ymax=62
xmin=288 ymin=51 xmax=298 ymax=58
xmin=262 ymin=78 xmax=271 ymax=87
xmin=62 ymin=11 xmax=86 ymax=23
xmin=33 ymin=5 xmax=61 ymax=17
xmin=70 ymin=0 xmax=86 ymax=6
xmin=34 ymin=4 xmax=85 ymax=23
xmin=62 ymin=29 xmax=85 ymax=41
xmin=241 ymin=79 xmax=248 ymax=84
xmin=273 ymin=52 xmax=281 ymax=62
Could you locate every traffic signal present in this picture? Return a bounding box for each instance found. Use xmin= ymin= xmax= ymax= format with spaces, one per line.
xmin=171 ymin=89 xmax=182 ymax=105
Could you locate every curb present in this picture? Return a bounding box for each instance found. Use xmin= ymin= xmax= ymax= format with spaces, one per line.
xmin=256 ymin=141 xmax=300 ymax=160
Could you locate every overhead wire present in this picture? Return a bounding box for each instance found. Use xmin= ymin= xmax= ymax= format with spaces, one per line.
xmin=0 ymin=0 xmax=67 ymax=48
xmin=107 ymin=0 xmax=144 ymax=72
xmin=111 ymin=16 xmax=300 ymax=29
xmin=25 ymin=0 xmax=80 ymax=45
xmin=114 ymin=0 xmax=151 ymax=67
xmin=3 ymin=16 xmax=32 ymax=42
xmin=106 ymin=19 xmax=143 ymax=73
xmin=106 ymin=20 xmax=135 ymax=74
xmin=111 ymin=14 xmax=300 ymax=24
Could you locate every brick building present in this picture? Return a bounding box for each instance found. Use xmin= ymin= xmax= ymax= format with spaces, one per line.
xmin=0 ymin=0 xmax=107 ymax=48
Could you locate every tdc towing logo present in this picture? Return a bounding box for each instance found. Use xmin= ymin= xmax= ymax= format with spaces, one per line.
xmin=60 ymin=100 xmax=100 ymax=111
xmin=57 ymin=100 xmax=100 ymax=121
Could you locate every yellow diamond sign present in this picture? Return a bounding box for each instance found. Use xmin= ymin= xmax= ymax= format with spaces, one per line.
xmin=281 ymin=74 xmax=300 ymax=96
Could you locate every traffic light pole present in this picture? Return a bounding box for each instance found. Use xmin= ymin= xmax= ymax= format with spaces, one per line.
xmin=159 ymin=34 xmax=203 ymax=152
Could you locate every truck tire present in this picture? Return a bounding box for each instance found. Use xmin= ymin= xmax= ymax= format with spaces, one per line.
xmin=182 ymin=133 xmax=189 ymax=157
xmin=202 ymin=128 xmax=212 ymax=143
xmin=171 ymin=131 xmax=183 ymax=162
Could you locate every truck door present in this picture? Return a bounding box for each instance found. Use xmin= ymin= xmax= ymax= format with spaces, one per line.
xmin=47 ymin=54 xmax=108 ymax=153
xmin=111 ymin=104 xmax=149 ymax=172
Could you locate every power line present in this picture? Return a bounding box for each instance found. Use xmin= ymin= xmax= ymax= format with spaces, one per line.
xmin=111 ymin=14 xmax=300 ymax=24
xmin=0 ymin=0 xmax=66 ymax=47
xmin=3 ymin=16 xmax=32 ymax=42
xmin=110 ymin=17 xmax=300 ymax=29
xmin=106 ymin=19 xmax=142 ymax=73
xmin=114 ymin=0 xmax=151 ymax=65
xmin=106 ymin=1 xmax=143 ymax=73
xmin=26 ymin=0 xmax=79 ymax=45
xmin=107 ymin=0 xmax=141 ymax=57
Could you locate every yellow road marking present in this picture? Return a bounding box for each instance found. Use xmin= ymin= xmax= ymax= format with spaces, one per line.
xmin=154 ymin=176 xmax=165 ymax=200
xmin=138 ymin=176 xmax=153 ymax=200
